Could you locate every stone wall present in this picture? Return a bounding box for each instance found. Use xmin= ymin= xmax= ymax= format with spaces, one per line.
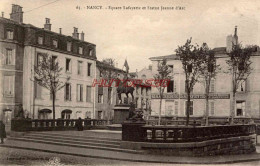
xmin=121 ymin=135 xmax=256 ymax=156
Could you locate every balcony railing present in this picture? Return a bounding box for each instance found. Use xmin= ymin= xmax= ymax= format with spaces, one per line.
xmin=11 ymin=118 xmax=112 ymax=132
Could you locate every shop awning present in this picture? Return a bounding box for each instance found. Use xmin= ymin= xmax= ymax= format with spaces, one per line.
xmin=61 ymin=109 xmax=72 ymax=114
xmin=39 ymin=109 xmax=52 ymax=113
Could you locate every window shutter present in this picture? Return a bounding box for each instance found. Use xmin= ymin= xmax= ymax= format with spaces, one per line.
xmin=64 ymin=85 xmax=66 ymax=100
xmin=174 ymin=80 xmax=177 ymax=92
xmin=175 ymin=101 xmax=178 ymax=115
xmin=69 ymin=84 xmax=71 ymax=100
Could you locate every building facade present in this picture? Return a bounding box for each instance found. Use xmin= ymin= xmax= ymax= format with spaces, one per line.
xmin=150 ymin=29 xmax=260 ymax=119
xmin=0 ymin=5 xmax=97 ymax=123
xmin=0 ymin=5 xmax=24 ymax=129
xmin=130 ymin=66 xmax=153 ymax=119
xmin=95 ymin=61 xmax=125 ymax=120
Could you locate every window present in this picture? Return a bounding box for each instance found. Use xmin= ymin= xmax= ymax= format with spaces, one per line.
xmin=165 ymin=100 xmax=174 ymax=116
xmin=89 ymin=49 xmax=93 ymax=56
xmin=135 ymin=97 xmax=139 ymax=108
xmin=141 ymin=74 xmax=146 ymax=79
xmin=108 ymin=87 xmax=112 ymax=104
xmin=5 ymin=49 xmax=13 ymax=65
xmin=61 ymin=112 xmax=71 ymax=119
xmin=98 ymin=111 xmax=103 ymax=119
xmin=98 ymin=94 xmax=103 ymax=103
xmin=77 ymin=61 xmax=83 ymax=75
xmin=146 ymin=88 xmax=149 ymax=96
xmin=141 ymin=87 xmax=143 ymax=95
xmin=34 ymin=79 xmax=42 ymax=99
xmin=87 ymin=63 xmax=92 ymax=76
xmin=64 ymin=83 xmax=71 ymax=101
xmin=79 ymin=46 xmax=83 ymax=54
xmin=185 ymin=101 xmax=193 ymax=116
xmin=136 ymin=87 xmax=139 ymax=95
xmin=168 ymin=65 xmax=174 ymax=73
xmin=210 ymin=79 xmax=215 ymax=92
xmin=67 ymin=42 xmax=72 ymax=52
xmin=98 ymin=87 xmax=103 ymax=103
xmin=77 ymin=84 xmax=83 ymax=102
xmin=236 ymin=101 xmax=245 ymax=116
xmin=4 ymin=76 xmax=14 ymax=96
xmin=51 ymin=56 xmax=57 ymax=70
xmin=237 ymin=80 xmax=246 ymax=92
xmin=65 ymin=59 xmax=71 ymax=73
xmin=38 ymin=36 xmax=43 ymax=45
xmin=86 ymin=86 xmax=92 ymax=102
xmin=167 ymin=80 xmax=174 ymax=93
xmin=39 ymin=112 xmax=48 ymax=119
xmin=6 ymin=30 xmax=13 ymax=39
xmin=36 ymin=53 xmax=43 ymax=66
xmin=53 ymin=39 xmax=58 ymax=48
xmin=86 ymin=111 xmax=91 ymax=119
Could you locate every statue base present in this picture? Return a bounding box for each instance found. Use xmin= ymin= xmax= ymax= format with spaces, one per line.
xmin=113 ymin=104 xmax=130 ymax=124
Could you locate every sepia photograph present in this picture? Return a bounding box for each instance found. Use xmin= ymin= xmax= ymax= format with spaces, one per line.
xmin=0 ymin=0 xmax=260 ymax=165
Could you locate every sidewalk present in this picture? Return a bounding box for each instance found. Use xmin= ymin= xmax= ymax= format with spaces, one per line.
xmin=1 ymin=138 xmax=260 ymax=164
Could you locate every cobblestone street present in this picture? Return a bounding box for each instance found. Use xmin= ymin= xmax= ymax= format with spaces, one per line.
xmin=0 ymin=147 xmax=260 ymax=166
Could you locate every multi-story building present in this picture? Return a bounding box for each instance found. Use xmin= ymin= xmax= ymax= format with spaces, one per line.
xmin=95 ymin=61 xmax=125 ymax=120
xmin=130 ymin=66 xmax=153 ymax=119
xmin=0 ymin=5 xmax=97 ymax=123
xmin=0 ymin=5 xmax=24 ymax=129
xmin=150 ymin=28 xmax=260 ymax=119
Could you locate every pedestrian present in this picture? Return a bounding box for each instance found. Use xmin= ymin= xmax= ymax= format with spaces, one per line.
xmin=75 ymin=117 xmax=83 ymax=131
xmin=0 ymin=121 xmax=6 ymax=144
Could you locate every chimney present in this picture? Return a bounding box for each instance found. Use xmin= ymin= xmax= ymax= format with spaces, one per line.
xmin=10 ymin=4 xmax=23 ymax=23
xmin=2 ymin=12 xmax=4 ymax=17
xmin=148 ymin=65 xmax=152 ymax=70
xmin=81 ymin=31 xmax=84 ymax=41
xmin=233 ymin=26 xmax=238 ymax=45
xmin=59 ymin=28 xmax=62 ymax=34
xmin=44 ymin=18 xmax=51 ymax=31
xmin=72 ymin=27 xmax=79 ymax=39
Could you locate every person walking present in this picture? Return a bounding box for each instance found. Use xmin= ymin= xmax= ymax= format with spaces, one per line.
xmin=0 ymin=121 xmax=6 ymax=144
xmin=75 ymin=117 xmax=83 ymax=131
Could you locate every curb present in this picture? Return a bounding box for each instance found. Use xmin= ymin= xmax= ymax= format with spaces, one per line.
xmin=1 ymin=145 xmax=260 ymax=164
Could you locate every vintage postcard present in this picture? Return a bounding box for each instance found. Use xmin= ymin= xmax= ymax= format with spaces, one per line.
xmin=0 ymin=0 xmax=260 ymax=165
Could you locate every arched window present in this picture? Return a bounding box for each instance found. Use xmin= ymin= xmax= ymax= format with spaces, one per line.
xmin=61 ymin=109 xmax=72 ymax=119
xmin=38 ymin=109 xmax=52 ymax=119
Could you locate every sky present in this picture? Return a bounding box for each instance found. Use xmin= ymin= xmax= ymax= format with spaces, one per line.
xmin=1 ymin=0 xmax=260 ymax=72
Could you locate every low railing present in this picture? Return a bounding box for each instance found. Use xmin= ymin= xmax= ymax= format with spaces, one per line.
xmin=147 ymin=117 xmax=258 ymax=126
xmin=11 ymin=118 xmax=112 ymax=132
xmin=142 ymin=124 xmax=256 ymax=143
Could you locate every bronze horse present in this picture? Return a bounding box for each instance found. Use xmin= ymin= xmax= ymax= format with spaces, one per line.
xmin=116 ymin=79 xmax=135 ymax=104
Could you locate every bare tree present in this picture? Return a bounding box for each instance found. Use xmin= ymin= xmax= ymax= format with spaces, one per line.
xmin=176 ymin=38 xmax=205 ymax=126
xmin=226 ymin=44 xmax=254 ymax=124
xmin=34 ymin=53 xmax=70 ymax=119
xmin=199 ymin=43 xmax=220 ymax=126
xmin=153 ymin=59 xmax=172 ymax=125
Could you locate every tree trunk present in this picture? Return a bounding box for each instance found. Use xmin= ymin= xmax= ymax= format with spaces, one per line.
xmin=52 ymin=92 xmax=56 ymax=119
xmin=205 ymin=95 xmax=209 ymax=126
xmin=159 ymin=97 xmax=162 ymax=125
xmin=186 ymin=92 xmax=190 ymax=126
xmin=205 ymin=80 xmax=210 ymax=126
xmin=231 ymin=92 xmax=236 ymax=124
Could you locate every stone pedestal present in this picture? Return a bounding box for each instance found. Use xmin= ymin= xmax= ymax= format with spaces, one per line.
xmin=113 ymin=105 xmax=130 ymax=124
xmin=122 ymin=121 xmax=146 ymax=142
